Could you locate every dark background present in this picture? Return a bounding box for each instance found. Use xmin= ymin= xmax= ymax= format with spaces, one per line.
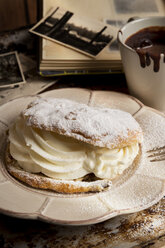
xmin=0 ymin=0 xmax=37 ymax=32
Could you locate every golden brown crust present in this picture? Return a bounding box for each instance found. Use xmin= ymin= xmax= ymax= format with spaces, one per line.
xmin=5 ymin=146 xmax=111 ymax=194
xmin=23 ymin=98 xmax=143 ymax=149
xmin=7 ymin=98 xmax=143 ymax=193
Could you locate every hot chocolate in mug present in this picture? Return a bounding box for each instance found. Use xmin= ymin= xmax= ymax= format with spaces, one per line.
xmin=118 ymin=16 xmax=165 ymax=111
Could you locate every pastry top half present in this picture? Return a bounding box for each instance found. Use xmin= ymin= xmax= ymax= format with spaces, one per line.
xmin=23 ymin=97 xmax=143 ymax=149
xmin=7 ymin=97 xmax=143 ymax=193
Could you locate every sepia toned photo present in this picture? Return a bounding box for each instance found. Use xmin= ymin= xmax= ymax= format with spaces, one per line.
xmin=30 ymin=7 xmax=116 ymax=57
xmin=0 ymin=51 xmax=25 ymax=88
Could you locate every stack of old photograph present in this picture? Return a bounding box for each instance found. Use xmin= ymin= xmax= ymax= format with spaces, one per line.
xmin=30 ymin=0 xmax=165 ymax=76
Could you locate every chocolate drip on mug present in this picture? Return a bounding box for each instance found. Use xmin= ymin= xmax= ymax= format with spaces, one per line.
xmin=125 ymin=26 xmax=165 ymax=72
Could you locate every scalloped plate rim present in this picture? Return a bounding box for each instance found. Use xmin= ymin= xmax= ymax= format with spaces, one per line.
xmin=0 ymin=88 xmax=164 ymax=225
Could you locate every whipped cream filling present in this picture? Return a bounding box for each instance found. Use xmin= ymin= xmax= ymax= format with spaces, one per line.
xmin=9 ymin=117 xmax=139 ymax=180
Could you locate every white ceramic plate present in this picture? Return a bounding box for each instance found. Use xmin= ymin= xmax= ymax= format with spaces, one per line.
xmin=0 ymin=88 xmax=165 ymax=225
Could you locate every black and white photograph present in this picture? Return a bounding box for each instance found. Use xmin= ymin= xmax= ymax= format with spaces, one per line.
xmin=113 ymin=0 xmax=158 ymax=14
xmin=106 ymin=19 xmax=127 ymax=51
xmin=0 ymin=51 xmax=25 ymax=88
xmin=30 ymin=7 xmax=116 ymax=57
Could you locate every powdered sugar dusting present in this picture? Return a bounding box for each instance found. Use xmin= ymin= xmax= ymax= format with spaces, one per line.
xmin=135 ymin=109 xmax=165 ymax=151
xmin=23 ymin=98 xmax=142 ymax=149
xmin=7 ymin=162 xmax=112 ymax=193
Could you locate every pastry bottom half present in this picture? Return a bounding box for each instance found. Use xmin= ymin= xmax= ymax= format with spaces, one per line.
xmin=5 ymin=144 xmax=141 ymax=194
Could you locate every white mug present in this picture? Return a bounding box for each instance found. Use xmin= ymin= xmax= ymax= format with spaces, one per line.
xmin=118 ymin=16 xmax=165 ymax=111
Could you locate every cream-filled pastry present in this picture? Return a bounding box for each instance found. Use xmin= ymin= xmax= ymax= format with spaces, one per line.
xmin=6 ymin=98 xmax=143 ymax=194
